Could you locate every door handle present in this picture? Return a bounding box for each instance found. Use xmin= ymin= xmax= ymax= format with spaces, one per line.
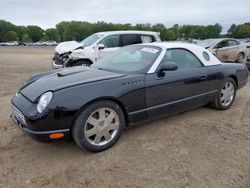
xmin=198 ymin=75 xmax=207 ymax=80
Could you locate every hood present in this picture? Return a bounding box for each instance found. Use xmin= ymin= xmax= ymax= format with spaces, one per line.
xmin=20 ymin=67 xmax=125 ymax=102
xmin=55 ymin=41 xmax=83 ymax=54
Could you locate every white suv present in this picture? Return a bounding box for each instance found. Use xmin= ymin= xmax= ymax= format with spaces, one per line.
xmin=52 ymin=30 xmax=161 ymax=68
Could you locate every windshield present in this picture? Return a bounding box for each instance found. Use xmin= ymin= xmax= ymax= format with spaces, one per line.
xmin=197 ymin=39 xmax=221 ymax=48
xmin=92 ymin=45 xmax=161 ymax=74
xmin=80 ymin=34 xmax=103 ymax=47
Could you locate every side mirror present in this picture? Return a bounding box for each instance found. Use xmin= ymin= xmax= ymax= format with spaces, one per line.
xmin=158 ymin=61 xmax=178 ymax=77
xmin=98 ymin=44 xmax=105 ymax=50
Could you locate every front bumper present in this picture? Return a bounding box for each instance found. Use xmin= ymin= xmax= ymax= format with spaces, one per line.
xmin=10 ymin=93 xmax=72 ymax=142
xmin=52 ymin=60 xmax=63 ymax=69
xmin=11 ymin=113 xmax=69 ymax=142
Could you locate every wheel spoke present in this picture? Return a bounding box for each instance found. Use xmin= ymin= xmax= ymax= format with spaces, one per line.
xmin=225 ymin=84 xmax=228 ymax=89
xmin=88 ymin=117 xmax=99 ymax=127
xmin=106 ymin=112 xmax=115 ymax=124
xmin=104 ymin=131 xmax=111 ymax=141
xmin=228 ymin=84 xmax=233 ymax=91
xmin=221 ymin=89 xmax=226 ymax=95
xmin=94 ymin=133 xmax=102 ymax=144
xmin=226 ymin=95 xmax=231 ymax=104
xmin=220 ymin=94 xmax=226 ymax=102
xmin=85 ymin=127 xmax=97 ymax=137
xmin=108 ymin=123 xmax=119 ymax=131
xmin=229 ymin=90 xmax=234 ymax=97
xmin=99 ymin=109 xmax=106 ymax=120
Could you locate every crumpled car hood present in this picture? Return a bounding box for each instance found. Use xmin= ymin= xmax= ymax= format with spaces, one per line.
xmin=55 ymin=41 xmax=83 ymax=54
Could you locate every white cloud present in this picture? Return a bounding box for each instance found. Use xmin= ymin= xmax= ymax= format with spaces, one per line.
xmin=0 ymin=0 xmax=249 ymax=32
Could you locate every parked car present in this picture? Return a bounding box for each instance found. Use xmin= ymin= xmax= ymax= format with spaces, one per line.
xmin=44 ymin=41 xmax=57 ymax=46
xmin=0 ymin=42 xmax=6 ymax=46
xmin=3 ymin=41 xmax=19 ymax=46
xmin=52 ymin=30 xmax=161 ymax=69
xmin=197 ymin=38 xmax=247 ymax=63
xmin=33 ymin=41 xmax=45 ymax=46
xmin=11 ymin=42 xmax=248 ymax=152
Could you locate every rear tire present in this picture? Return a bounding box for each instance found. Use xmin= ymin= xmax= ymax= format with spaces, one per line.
xmin=72 ymin=101 xmax=125 ymax=152
xmin=236 ymin=53 xmax=244 ymax=63
xmin=210 ymin=78 xmax=236 ymax=110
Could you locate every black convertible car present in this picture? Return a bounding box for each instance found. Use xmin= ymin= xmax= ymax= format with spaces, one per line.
xmin=11 ymin=43 xmax=248 ymax=152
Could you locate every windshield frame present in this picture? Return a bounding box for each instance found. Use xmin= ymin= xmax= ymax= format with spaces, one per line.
xmin=80 ymin=33 xmax=104 ymax=47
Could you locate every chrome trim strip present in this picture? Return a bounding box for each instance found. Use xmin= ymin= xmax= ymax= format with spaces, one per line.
xmin=147 ymin=47 xmax=166 ymax=73
xmin=128 ymin=90 xmax=218 ymax=115
xmin=22 ymin=128 xmax=70 ymax=135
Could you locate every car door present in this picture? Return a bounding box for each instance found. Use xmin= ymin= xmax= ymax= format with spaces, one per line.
xmin=215 ymin=40 xmax=230 ymax=61
xmin=145 ymin=48 xmax=209 ymax=118
xmin=227 ymin=40 xmax=240 ymax=61
xmin=98 ymin=35 xmax=121 ymax=58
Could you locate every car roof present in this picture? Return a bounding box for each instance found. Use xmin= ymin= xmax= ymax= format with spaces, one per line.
xmin=96 ymin=30 xmax=159 ymax=35
xmin=141 ymin=42 xmax=222 ymax=67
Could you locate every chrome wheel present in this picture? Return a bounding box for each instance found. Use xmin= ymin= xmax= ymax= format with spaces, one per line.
xmin=84 ymin=108 xmax=119 ymax=146
xmin=220 ymin=82 xmax=235 ymax=107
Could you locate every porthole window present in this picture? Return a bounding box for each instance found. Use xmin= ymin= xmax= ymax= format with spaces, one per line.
xmin=203 ymin=51 xmax=210 ymax=61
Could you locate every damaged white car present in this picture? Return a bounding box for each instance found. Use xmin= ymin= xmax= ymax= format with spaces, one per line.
xmin=52 ymin=30 xmax=161 ymax=68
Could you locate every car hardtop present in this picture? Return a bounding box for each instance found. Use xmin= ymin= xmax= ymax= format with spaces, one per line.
xmin=137 ymin=42 xmax=222 ymax=67
xmin=95 ymin=30 xmax=160 ymax=36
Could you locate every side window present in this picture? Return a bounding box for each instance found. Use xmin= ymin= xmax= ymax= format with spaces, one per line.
xmin=141 ymin=35 xmax=155 ymax=43
xmin=100 ymin=35 xmax=120 ymax=48
xmin=228 ymin=40 xmax=238 ymax=46
xmin=165 ymin=49 xmax=202 ymax=69
xmin=121 ymin=34 xmax=141 ymax=46
xmin=217 ymin=40 xmax=229 ymax=48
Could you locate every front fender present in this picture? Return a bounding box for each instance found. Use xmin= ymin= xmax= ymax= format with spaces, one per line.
xmin=48 ymin=75 xmax=146 ymax=126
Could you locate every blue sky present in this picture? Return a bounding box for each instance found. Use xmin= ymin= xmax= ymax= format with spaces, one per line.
xmin=1 ymin=0 xmax=249 ymax=33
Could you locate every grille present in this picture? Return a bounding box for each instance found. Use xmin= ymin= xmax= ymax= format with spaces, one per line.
xmin=11 ymin=103 xmax=26 ymax=125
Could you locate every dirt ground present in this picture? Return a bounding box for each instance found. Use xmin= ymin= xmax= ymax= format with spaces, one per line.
xmin=0 ymin=46 xmax=249 ymax=188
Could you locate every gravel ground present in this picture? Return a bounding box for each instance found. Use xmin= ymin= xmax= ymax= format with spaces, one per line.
xmin=0 ymin=46 xmax=249 ymax=188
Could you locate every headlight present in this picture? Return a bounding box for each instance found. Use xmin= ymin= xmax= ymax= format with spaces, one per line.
xmin=37 ymin=92 xmax=53 ymax=113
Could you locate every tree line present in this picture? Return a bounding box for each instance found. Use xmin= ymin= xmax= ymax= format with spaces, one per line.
xmin=0 ymin=19 xmax=249 ymax=43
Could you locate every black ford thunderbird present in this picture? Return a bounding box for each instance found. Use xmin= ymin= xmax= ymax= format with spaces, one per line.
xmin=11 ymin=43 xmax=248 ymax=152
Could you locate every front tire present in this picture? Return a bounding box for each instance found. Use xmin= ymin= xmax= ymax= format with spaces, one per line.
xmin=72 ymin=101 xmax=125 ymax=152
xmin=210 ymin=78 xmax=236 ymax=110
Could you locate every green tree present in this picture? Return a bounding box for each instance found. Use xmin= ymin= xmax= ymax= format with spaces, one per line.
xmin=0 ymin=20 xmax=17 ymax=42
xmin=45 ymin=28 xmax=60 ymax=41
xmin=227 ymin=24 xmax=236 ymax=36
xmin=3 ymin=31 xmax=19 ymax=41
xmin=22 ymin=33 xmax=32 ymax=42
xmin=152 ymin=23 xmax=166 ymax=31
xmin=26 ymin=25 xmax=44 ymax=42
xmin=16 ymin=26 xmax=27 ymax=41
xmin=161 ymin=29 xmax=177 ymax=41
xmin=232 ymin=23 xmax=250 ymax=38
xmin=40 ymin=35 xmax=49 ymax=42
